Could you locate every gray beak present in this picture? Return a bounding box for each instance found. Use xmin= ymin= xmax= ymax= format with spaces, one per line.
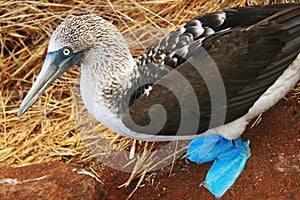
xmin=18 ymin=49 xmax=83 ymax=117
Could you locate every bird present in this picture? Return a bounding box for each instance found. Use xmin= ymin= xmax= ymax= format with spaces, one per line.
xmin=18 ymin=3 xmax=300 ymax=198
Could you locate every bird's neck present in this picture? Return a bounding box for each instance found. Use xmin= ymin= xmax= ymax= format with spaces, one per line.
xmin=80 ymin=34 xmax=151 ymax=120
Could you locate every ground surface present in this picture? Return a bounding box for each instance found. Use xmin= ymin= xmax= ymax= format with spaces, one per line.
xmin=1 ymin=1 xmax=299 ymax=200
xmin=98 ymin=93 xmax=299 ymax=200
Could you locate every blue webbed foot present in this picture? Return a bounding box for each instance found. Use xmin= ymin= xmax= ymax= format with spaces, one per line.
xmin=186 ymin=134 xmax=250 ymax=199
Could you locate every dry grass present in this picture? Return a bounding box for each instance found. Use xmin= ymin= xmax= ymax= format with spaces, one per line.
xmin=0 ymin=0 xmax=299 ymax=194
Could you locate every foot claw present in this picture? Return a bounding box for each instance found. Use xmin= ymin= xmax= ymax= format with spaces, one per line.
xmin=187 ymin=135 xmax=251 ymax=198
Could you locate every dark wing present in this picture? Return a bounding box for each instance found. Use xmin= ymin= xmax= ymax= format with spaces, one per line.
xmin=129 ymin=3 xmax=300 ymax=101
xmin=204 ymin=8 xmax=300 ymax=123
xmin=122 ymin=4 xmax=300 ymax=137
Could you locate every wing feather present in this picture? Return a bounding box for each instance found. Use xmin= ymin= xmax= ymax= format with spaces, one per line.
xmin=122 ymin=4 xmax=300 ymax=137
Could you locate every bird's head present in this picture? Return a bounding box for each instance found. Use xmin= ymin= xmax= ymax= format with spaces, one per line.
xmin=18 ymin=15 xmax=120 ymax=117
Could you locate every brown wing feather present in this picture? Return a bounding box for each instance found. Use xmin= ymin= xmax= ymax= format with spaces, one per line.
xmin=122 ymin=4 xmax=300 ymax=137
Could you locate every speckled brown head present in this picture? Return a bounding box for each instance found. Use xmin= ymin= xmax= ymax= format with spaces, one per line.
xmin=17 ymin=14 xmax=124 ymax=117
xmin=48 ymin=15 xmax=119 ymax=52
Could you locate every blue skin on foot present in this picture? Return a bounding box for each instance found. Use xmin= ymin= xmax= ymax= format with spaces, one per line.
xmin=186 ymin=134 xmax=250 ymax=198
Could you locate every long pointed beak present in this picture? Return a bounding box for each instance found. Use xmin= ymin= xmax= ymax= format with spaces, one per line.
xmin=18 ymin=51 xmax=83 ymax=117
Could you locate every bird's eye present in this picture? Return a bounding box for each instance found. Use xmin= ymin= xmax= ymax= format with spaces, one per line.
xmin=63 ymin=48 xmax=71 ymax=56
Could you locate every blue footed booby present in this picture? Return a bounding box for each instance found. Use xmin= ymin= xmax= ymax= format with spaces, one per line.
xmin=18 ymin=4 xmax=300 ymax=198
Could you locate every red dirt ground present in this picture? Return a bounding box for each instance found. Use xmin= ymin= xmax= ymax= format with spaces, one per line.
xmin=98 ymin=91 xmax=300 ymax=200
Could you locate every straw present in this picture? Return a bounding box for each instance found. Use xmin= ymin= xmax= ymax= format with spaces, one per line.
xmin=0 ymin=0 xmax=299 ymax=195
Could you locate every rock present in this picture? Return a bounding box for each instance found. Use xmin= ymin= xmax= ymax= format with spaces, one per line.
xmin=0 ymin=161 xmax=105 ymax=200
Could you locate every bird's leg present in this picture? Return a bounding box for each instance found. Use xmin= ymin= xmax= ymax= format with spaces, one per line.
xmin=187 ymin=135 xmax=250 ymax=198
